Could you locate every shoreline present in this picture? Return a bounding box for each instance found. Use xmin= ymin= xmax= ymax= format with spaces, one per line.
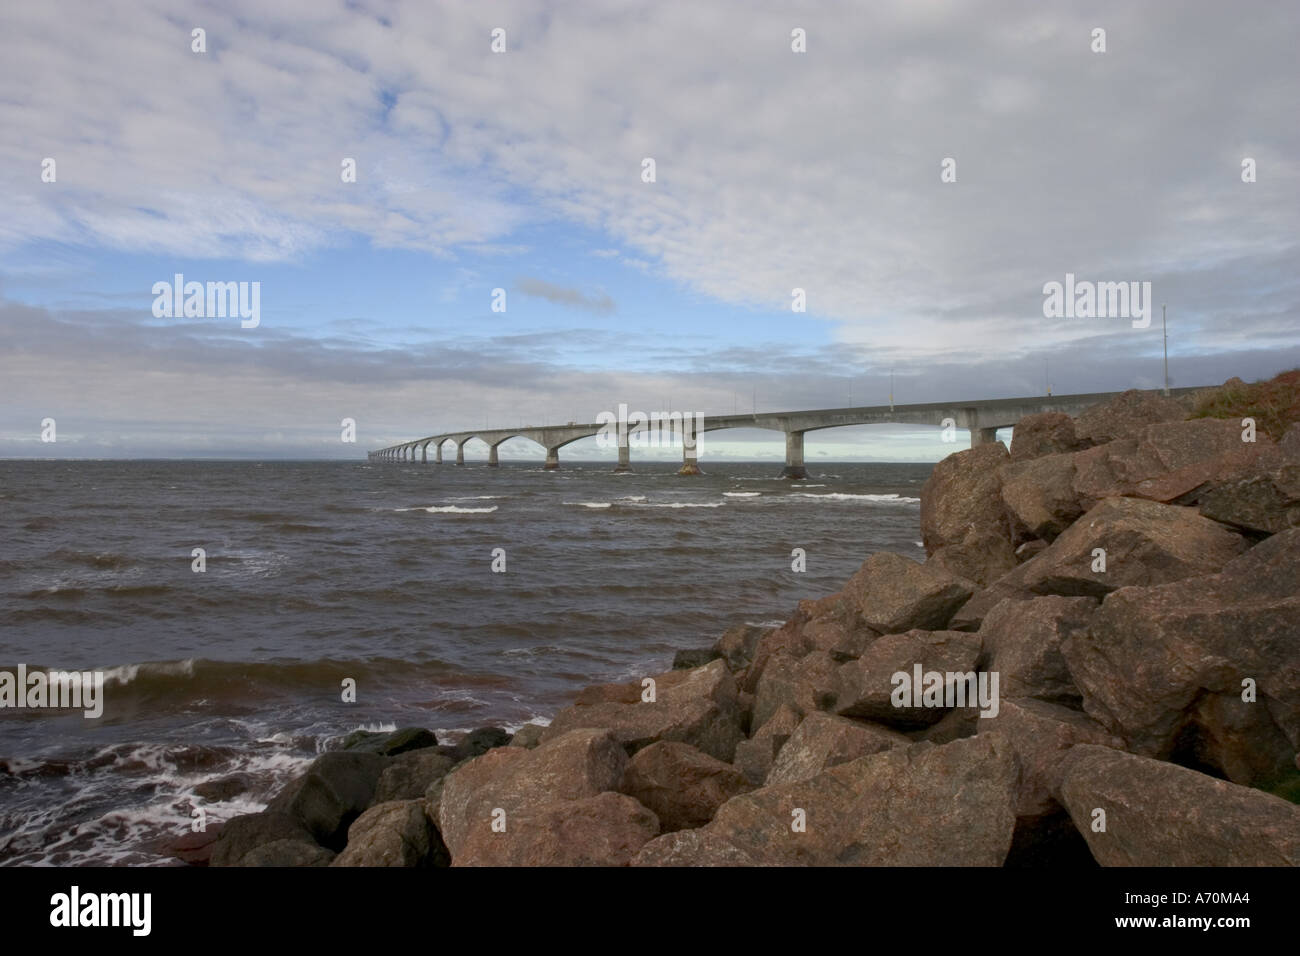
xmin=188 ymin=376 xmax=1300 ymax=866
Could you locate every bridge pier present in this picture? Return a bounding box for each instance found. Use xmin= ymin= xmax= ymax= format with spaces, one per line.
xmin=614 ymin=439 xmax=631 ymax=473
xmin=455 ymin=442 xmax=465 ymax=465
xmin=971 ymin=426 xmax=1001 ymax=448
xmin=488 ymin=442 xmax=501 ymax=467
xmin=781 ymin=430 xmax=808 ymax=479
xmin=544 ymin=447 xmax=560 ymax=470
xmin=678 ymin=420 xmax=701 ymax=475
xmin=421 ymin=441 xmax=428 ymax=463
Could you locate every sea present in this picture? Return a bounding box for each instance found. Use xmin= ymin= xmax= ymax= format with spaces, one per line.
xmin=0 ymin=458 xmax=932 ymax=865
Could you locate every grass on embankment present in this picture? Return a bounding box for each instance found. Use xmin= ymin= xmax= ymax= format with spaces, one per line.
xmin=1188 ymin=369 xmax=1300 ymax=442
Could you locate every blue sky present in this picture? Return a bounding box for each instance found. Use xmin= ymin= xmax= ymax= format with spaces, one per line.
xmin=1 ymin=0 xmax=1297 ymax=461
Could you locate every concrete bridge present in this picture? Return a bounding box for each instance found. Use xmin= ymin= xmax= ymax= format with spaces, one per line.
xmin=369 ymin=387 xmax=1206 ymax=478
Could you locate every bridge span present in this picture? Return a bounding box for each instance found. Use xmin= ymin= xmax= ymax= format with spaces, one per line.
xmin=369 ymin=387 xmax=1207 ymax=478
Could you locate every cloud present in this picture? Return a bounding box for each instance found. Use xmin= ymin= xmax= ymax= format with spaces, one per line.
xmin=514 ymin=277 xmax=615 ymax=314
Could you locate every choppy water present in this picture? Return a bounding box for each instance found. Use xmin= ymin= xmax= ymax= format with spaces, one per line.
xmin=0 ymin=458 xmax=931 ymax=865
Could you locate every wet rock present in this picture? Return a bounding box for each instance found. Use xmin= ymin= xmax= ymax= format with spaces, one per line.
xmin=193 ymin=772 xmax=255 ymax=803
xmin=265 ymin=751 xmax=387 ymax=849
xmin=239 ymin=838 xmax=335 ymax=867
xmin=672 ymin=647 xmax=719 ymax=670
xmin=712 ymin=623 xmax=772 ymax=673
xmin=1057 ymin=745 xmax=1300 ymax=866
xmin=168 ymin=822 xmax=224 ymax=866
xmin=373 ymin=749 xmax=456 ymax=803
xmin=451 ymin=727 xmax=512 ymax=761
xmin=341 ymin=727 xmax=438 ymax=757
xmin=509 ymin=723 xmax=547 ymax=749
xmin=620 ymin=741 xmax=751 ymax=832
xmin=210 ymin=810 xmax=320 ymax=867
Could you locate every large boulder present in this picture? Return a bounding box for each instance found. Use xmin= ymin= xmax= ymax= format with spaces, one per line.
xmin=541 ymin=659 xmax=745 ymax=762
xmin=1010 ymin=411 xmax=1089 ymax=461
xmin=1198 ymin=463 xmax=1300 ymax=535
xmin=437 ymin=727 xmax=627 ymax=858
xmin=732 ymin=704 xmax=802 ymax=786
xmin=1057 ymin=745 xmax=1300 ymax=866
xmin=752 ymin=649 xmax=838 ymax=730
xmin=340 ymin=727 xmax=437 ymax=757
xmin=920 ymin=443 xmax=1020 ymax=586
xmin=238 ymin=839 xmax=335 ymax=867
xmin=373 ymin=749 xmax=456 ymax=803
xmin=452 ymin=791 xmax=659 ymax=867
xmin=796 ymin=592 xmax=879 ymax=661
xmin=642 ymin=734 xmax=1018 ymax=866
xmin=209 ymin=811 xmax=322 ymax=867
xmin=712 ymin=623 xmax=770 ymax=673
xmin=842 ymin=552 xmax=974 ymax=634
xmin=834 ymin=629 xmax=983 ymax=727
xmin=1012 ymin=496 xmax=1246 ymax=598
xmin=979 ymin=595 xmax=1097 ymax=703
xmin=265 ymin=751 xmax=387 ymax=849
xmin=977 ymin=698 xmax=1124 ymax=817
xmin=632 ymin=828 xmax=766 ymax=866
xmin=766 ymin=712 xmax=909 ymax=785
xmin=331 ymin=800 xmax=446 ymax=867
xmin=1000 ymin=453 xmax=1084 ymax=541
xmin=1073 ymin=389 xmax=1185 ymax=445
xmin=1061 ymin=529 xmax=1300 ymax=785
xmin=619 ymin=741 xmax=751 ymax=832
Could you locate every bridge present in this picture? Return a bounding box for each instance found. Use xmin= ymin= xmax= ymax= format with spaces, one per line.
xmin=369 ymin=387 xmax=1207 ymax=478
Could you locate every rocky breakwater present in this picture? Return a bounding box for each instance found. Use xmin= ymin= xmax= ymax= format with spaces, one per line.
xmin=199 ymin=380 xmax=1300 ymax=867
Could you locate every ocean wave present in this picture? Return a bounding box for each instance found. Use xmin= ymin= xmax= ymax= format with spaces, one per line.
xmin=723 ymin=492 xmax=761 ymax=497
xmin=400 ymin=505 xmax=499 ymax=514
xmin=636 ymin=501 xmax=724 ymax=508
xmin=564 ymin=501 xmax=612 ymax=509
xmin=788 ymin=492 xmax=920 ymax=503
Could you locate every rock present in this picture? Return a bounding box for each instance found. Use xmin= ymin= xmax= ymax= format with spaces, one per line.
xmin=373 ymin=749 xmax=456 ymax=803
xmin=1057 ymin=745 xmax=1300 ymax=866
xmin=1014 ymin=539 xmax=1049 ymax=562
xmin=168 ymin=823 xmax=224 ymax=866
xmin=1074 ymin=389 xmax=1185 ymax=445
xmin=732 ymin=704 xmax=802 ymax=786
xmin=1198 ymin=465 xmax=1300 ymax=535
xmin=1010 ymin=411 xmax=1089 ymax=461
xmin=632 ymin=827 xmax=766 ymax=866
xmin=193 ymin=772 xmax=255 ymax=803
xmin=1073 ymin=419 xmax=1273 ymax=509
xmin=541 ymin=660 xmax=745 ymax=762
xmin=834 ymin=629 xmax=983 ymax=728
xmin=712 ymin=623 xmax=771 ymax=672
xmin=672 ymin=647 xmax=719 ymax=670
xmin=619 ymin=741 xmax=751 ymax=832
xmin=1061 ymin=529 xmax=1300 ymax=785
xmin=796 ymin=593 xmax=879 ymax=661
xmin=331 ymin=800 xmax=446 ymax=867
xmin=509 ymin=723 xmax=547 ymax=749
xmin=916 ymin=706 xmax=982 ymax=744
xmin=977 ymin=699 xmax=1124 ymax=816
xmin=1013 ymin=496 xmax=1246 ymax=598
xmin=947 ymin=576 xmax=1035 ymax=631
xmin=453 ymin=791 xmax=659 ymax=867
xmin=739 ymin=619 xmax=814 ymax=694
xmin=842 ymin=552 xmax=974 ymax=633
xmin=920 ymin=443 xmax=1020 ymax=586
xmin=766 ymin=712 xmax=909 ymax=785
xmin=1000 ymin=453 xmax=1084 ymax=541
xmin=979 ymin=595 xmax=1097 ymax=703
xmin=438 ymin=728 xmax=627 ymax=858
xmin=751 ymin=649 xmax=838 ymax=730
xmin=238 ymin=839 xmax=336 ymax=867
xmin=265 ymin=751 xmax=387 ymax=849
xmin=341 ymin=727 xmax=438 ymax=756
xmin=669 ymin=734 xmax=1018 ymax=866
xmin=451 ymin=727 xmax=512 ymax=761
xmin=209 ymin=811 xmax=320 ymax=867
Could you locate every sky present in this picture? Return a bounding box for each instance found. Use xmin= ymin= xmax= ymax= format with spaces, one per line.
xmin=1 ymin=0 xmax=1297 ymax=462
